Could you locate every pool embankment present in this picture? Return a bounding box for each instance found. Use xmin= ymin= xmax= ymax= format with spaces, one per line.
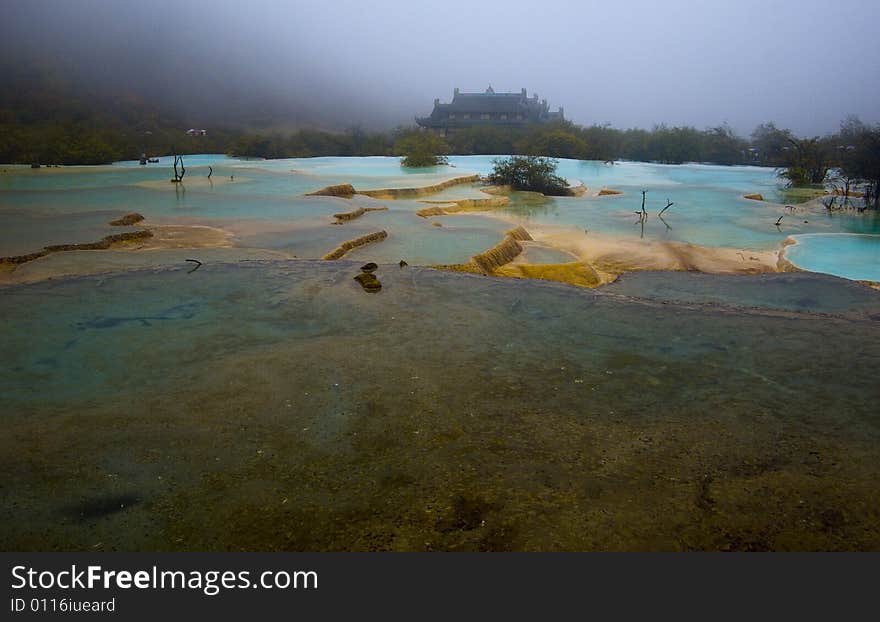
xmin=471 ymin=232 xmax=525 ymax=273
xmin=530 ymin=224 xmax=792 ymax=279
xmin=0 ymin=230 xmax=154 ymax=266
xmin=322 ymin=230 xmax=389 ymax=260
xmin=416 ymin=196 xmax=509 ymax=217
xmin=488 ymin=224 xmax=607 ymax=287
xmin=332 ymin=206 xmax=388 ymax=224
xmin=307 ymin=175 xmax=481 ymax=200
xmin=494 ymin=261 xmax=604 ymax=287
xmin=109 ymin=212 xmax=145 ymax=226
xmin=431 ymin=225 xmax=533 ymax=276
xmin=306 ymin=183 xmax=356 ymax=197
xmin=480 ymin=184 xmax=542 ymax=198
xmin=0 ymin=220 xmax=240 ymax=282
xmin=359 ymin=175 xmax=480 ymax=199
xmin=481 ymin=183 xmax=587 ymax=199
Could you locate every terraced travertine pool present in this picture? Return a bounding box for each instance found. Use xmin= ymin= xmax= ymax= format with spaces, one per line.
xmin=2 ymin=155 xmax=878 ymax=277
xmin=1 ymin=156 xmax=879 ymax=551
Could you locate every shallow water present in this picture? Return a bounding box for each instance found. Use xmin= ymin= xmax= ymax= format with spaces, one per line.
xmin=518 ymin=244 xmax=578 ymax=265
xmin=1 ymin=262 xmax=878 ymax=550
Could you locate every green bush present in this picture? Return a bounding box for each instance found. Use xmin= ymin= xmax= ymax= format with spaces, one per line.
xmin=487 ymin=156 xmax=571 ymax=196
xmin=394 ymin=130 xmax=449 ymax=167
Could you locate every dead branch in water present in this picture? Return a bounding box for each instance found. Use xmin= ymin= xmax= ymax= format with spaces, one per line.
xmin=775 ymin=215 xmax=784 ymax=226
xmin=171 ymin=154 xmax=186 ymax=182
xmin=185 ymin=258 xmax=202 ymax=273
xmin=658 ymin=199 xmax=674 ymax=216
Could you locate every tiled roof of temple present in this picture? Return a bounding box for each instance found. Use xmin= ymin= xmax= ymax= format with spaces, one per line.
xmin=416 ymin=86 xmax=564 ymax=132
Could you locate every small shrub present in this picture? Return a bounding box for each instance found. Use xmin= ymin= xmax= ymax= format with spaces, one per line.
xmin=487 ymin=156 xmax=571 ymax=196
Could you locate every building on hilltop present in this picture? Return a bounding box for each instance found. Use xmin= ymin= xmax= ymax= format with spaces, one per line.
xmin=416 ymin=86 xmax=564 ymax=135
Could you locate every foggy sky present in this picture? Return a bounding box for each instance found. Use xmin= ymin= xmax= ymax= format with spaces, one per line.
xmin=3 ymin=0 xmax=879 ymax=135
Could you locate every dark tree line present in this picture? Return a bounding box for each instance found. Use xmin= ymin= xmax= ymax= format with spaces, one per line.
xmin=229 ymin=121 xmax=753 ymax=165
xmin=751 ymin=116 xmax=880 ymax=208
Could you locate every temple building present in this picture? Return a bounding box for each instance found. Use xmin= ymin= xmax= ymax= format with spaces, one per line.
xmin=416 ymin=86 xmax=564 ymax=134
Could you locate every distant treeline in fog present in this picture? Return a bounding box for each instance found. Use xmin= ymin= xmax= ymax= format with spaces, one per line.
xmin=1 ymin=65 xmax=876 ymax=193
xmin=230 ymin=122 xmax=763 ymax=165
xmin=0 ymin=65 xmax=237 ymax=165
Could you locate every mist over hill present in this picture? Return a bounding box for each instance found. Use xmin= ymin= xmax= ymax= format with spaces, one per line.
xmin=2 ymin=0 xmax=879 ymax=165
xmin=5 ymin=0 xmax=880 ymax=135
xmin=0 ymin=1 xmax=417 ymax=132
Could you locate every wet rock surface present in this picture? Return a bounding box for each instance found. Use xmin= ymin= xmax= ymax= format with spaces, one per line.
xmin=354 ymin=271 xmax=382 ymax=291
xmin=109 ymin=212 xmax=145 ymax=226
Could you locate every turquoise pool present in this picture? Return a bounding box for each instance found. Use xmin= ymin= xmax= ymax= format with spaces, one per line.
xmin=784 ymin=234 xmax=880 ymax=282
xmin=2 ymin=155 xmax=878 ymax=277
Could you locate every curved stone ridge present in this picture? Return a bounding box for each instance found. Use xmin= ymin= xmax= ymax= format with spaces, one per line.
xmin=322 ymin=231 xmax=388 ymax=260
xmin=0 ymin=230 xmax=154 ymax=266
xmin=305 ymin=175 xmax=480 ymax=200
xmin=358 ymin=175 xmax=480 ymax=199
xmin=332 ymin=206 xmax=388 ymax=224
xmin=506 ymin=225 xmax=533 ymax=242
xmin=109 ymin=212 xmax=145 ymax=226
xmin=471 ymin=229 xmax=528 ymax=274
xmin=306 ymin=183 xmax=356 ymax=197
xmin=416 ymin=196 xmax=509 ymax=218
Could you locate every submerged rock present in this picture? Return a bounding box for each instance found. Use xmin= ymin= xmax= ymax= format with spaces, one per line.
xmin=360 ymin=262 xmax=378 ymax=273
xmin=109 ymin=212 xmax=145 ymax=226
xmin=354 ymin=272 xmax=382 ymax=292
xmin=744 ymin=193 xmax=765 ymax=201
